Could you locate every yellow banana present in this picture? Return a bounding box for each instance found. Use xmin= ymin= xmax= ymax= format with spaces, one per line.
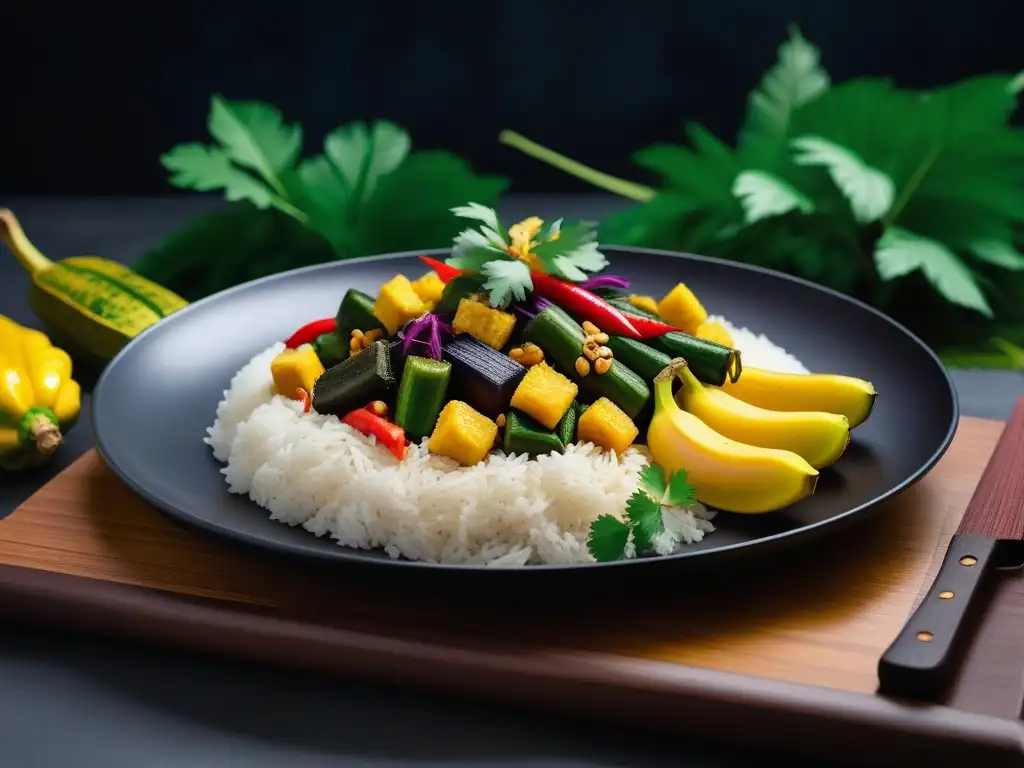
xmin=0 ymin=208 xmax=188 ymax=368
xmin=674 ymin=363 xmax=850 ymax=469
xmin=647 ymin=359 xmax=818 ymax=514
xmin=0 ymin=314 xmax=82 ymax=471
xmin=719 ymin=366 xmax=876 ymax=428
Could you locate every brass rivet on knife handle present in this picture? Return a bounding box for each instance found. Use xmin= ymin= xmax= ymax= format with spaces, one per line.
xmin=878 ymin=396 xmax=1024 ymax=701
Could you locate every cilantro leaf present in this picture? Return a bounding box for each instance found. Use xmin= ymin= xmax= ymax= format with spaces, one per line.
xmin=161 ymin=145 xmax=282 ymax=209
xmin=790 ymin=136 xmax=895 ymax=223
xmin=971 ymin=239 xmax=1024 ymax=271
xmin=290 ymin=155 xmax=352 ymax=251
xmin=875 ymin=227 xmax=992 ymax=317
xmin=151 ymin=96 xmax=507 ymax=300
xmin=324 ymin=121 xmax=410 ymax=205
xmin=665 ymin=469 xmax=697 ymax=508
xmin=452 ymin=203 xmax=510 ymax=243
xmin=448 ymin=244 xmax=507 ymax=272
xmin=637 ymin=464 xmax=667 ymax=501
xmin=587 ymin=514 xmax=631 ymax=562
xmin=530 ymin=222 xmax=609 ymax=280
xmin=625 ymin=491 xmax=664 ymax=551
xmin=207 ymin=96 xmax=303 ymax=200
xmin=740 ymin=25 xmax=830 ymax=151
xmin=481 ymin=259 xmax=533 ymax=308
xmin=732 ymin=170 xmax=814 ymax=224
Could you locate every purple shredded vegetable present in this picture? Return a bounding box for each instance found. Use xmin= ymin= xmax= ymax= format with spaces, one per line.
xmin=579 ymin=274 xmax=631 ymax=291
xmin=399 ymin=313 xmax=452 ymax=360
xmin=513 ymin=295 xmax=552 ymax=320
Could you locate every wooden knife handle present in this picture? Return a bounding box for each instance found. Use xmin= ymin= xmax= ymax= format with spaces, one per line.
xmin=877 ymin=533 xmax=998 ymax=699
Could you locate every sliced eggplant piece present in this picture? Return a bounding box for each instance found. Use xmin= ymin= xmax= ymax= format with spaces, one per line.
xmin=441 ymin=334 xmax=526 ymax=420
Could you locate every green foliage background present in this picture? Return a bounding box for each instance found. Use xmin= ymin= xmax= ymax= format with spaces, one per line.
xmin=501 ymin=26 xmax=1024 ymax=367
xmin=136 ymin=28 xmax=1024 ymax=367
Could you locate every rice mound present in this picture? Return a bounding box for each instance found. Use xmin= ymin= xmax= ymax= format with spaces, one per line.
xmin=206 ymin=318 xmax=807 ymax=566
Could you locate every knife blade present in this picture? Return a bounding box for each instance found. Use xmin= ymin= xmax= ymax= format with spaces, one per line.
xmin=878 ymin=396 xmax=1024 ymax=701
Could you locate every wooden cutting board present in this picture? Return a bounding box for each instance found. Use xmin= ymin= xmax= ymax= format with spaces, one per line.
xmin=1 ymin=417 xmax=1023 ymax=766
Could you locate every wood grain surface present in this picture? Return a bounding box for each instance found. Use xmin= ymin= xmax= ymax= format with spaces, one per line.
xmin=1 ymin=416 xmax=1023 ymax=766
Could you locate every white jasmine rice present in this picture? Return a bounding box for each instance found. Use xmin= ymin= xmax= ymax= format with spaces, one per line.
xmin=205 ymin=319 xmax=807 ymax=566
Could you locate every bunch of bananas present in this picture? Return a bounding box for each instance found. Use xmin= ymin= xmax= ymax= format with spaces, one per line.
xmin=635 ymin=283 xmax=876 ymax=514
xmin=648 ymin=360 xmax=875 ymax=514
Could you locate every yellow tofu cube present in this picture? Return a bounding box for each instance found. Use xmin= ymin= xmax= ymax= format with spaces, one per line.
xmin=451 ymin=298 xmax=517 ymax=350
xmin=657 ymin=282 xmax=707 ymax=334
xmin=428 ymin=400 xmax=498 ymax=466
xmin=374 ymin=275 xmax=427 ymax=334
xmin=411 ymin=271 xmax=446 ymax=305
xmin=695 ymin=320 xmax=734 ymax=348
xmin=577 ymin=397 xmax=638 ymax=455
xmin=510 ymin=362 xmax=578 ymax=430
xmin=270 ymin=344 xmax=325 ymax=400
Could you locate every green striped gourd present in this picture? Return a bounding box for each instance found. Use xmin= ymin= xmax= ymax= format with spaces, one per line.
xmin=0 ymin=209 xmax=188 ymax=367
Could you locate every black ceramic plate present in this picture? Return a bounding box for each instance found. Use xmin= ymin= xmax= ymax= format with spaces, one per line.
xmin=92 ymin=248 xmax=958 ymax=577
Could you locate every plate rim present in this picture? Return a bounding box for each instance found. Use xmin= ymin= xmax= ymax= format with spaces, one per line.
xmin=91 ymin=245 xmax=960 ymax=572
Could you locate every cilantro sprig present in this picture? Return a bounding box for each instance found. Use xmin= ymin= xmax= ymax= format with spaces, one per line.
xmin=446 ymin=204 xmax=609 ymax=308
xmin=133 ymin=96 xmax=507 ymax=301
xmin=586 ymin=464 xmax=698 ymax=562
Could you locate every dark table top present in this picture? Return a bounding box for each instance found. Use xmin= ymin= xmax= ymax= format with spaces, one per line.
xmin=1 ymin=195 xmax=1022 ymax=768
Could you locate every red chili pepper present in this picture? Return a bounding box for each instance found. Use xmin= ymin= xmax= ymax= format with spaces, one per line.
xmin=608 ymin=303 xmax=682 ymax=339
xmin=285 ymin=317 xmax=336 ymax=349
xmin=621 ymin=314 xmax=680 ymax=340
xmin=529 ymin=272 xmax=641 ymax=339
xmin=295 ymin=387 xmax=312 ymax=413
xmin=418 ymin=256 xmax=460 ymax=283
xmin=342 ymin=408 xmax=407 ymax=461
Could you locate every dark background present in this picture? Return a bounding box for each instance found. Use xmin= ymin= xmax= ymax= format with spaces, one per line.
xmin=3 ymin=1 xmax=1022 ymax=197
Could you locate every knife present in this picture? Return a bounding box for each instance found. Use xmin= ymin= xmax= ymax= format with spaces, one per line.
xmin=878 ymin=396 xmax=1024 ymax=701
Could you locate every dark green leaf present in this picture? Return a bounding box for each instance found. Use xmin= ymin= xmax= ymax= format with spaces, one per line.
xmin=740 ymin=24 xmax=830 ymax=151
xmin=925 ymin=74 xmax=1022 ymax=136
xmin=161 ymin=145 xmax=282 ymax=212
xmin=586 ymin=514 xmax=631 ymax=562
xmin=625 ymin=490 xmax=663 ymax=551
xmin=637 ymin=463 xmax=667 ymax=501
xmin=732 ymin=170 xmax=814 ymax=223
xmin=874 ymin=227 xmax=992 ymax=317
xmin=633 ymin=142 xmax=737 ymax=210
xmin=288 ymin=155 xmax=352 ymax=251
xmin=790 ymin=136 xmax=895 ymax=223
xmin=665 ymin=469 xmax=697 ymax=508
xmin=972 ymin=239 xmax=1024 ymax=271
xmin=325 ymin=121 xmax=412 ymax=208
xmin=598 ymin=195 xmax=701 ymax=248
xmin=132 ymin=203 xmax=334 ymax=301
xmin=357 ymin=151 xmax=508 ymax=255
xmin=207 ymin=96 xmax=303 ymax=193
